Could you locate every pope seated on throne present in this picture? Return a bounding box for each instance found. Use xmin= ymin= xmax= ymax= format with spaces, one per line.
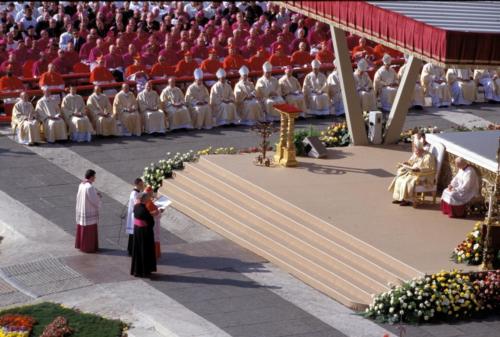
xmin=389 ymin=140 xmax=436 ymax=206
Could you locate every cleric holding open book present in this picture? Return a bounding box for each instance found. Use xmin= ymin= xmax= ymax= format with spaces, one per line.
xmin=388 ymin=140 xmax=436 ymax=206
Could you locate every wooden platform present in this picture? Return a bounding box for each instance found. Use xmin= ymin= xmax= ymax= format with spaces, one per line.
xmin=160 ymin=145 xmax=477 ymax=310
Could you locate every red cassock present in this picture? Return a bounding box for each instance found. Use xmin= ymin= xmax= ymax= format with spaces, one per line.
xmin=32 ymin=60 xmax=49 ymax=77
xmin=222 ymin=55 xmax=247 ymax=72
xmin=159 ymin=49 xmax=181 ymax=66
xmin=200 ymin=59 xmax=221 ymax=75
xmin=90 ymin=66 xmax=115 ymax=82
xmin=0 ymin=75 xmax=24 ymax=91
xmin=440 ymin=201 xmax=466 ymax=218
xmin=39 ymin=71 xmax=64 ymax=87
xmin=247 ymin=55 xmax=266 ymax=72
xmin=175 ymin=59 xmax=199 ymax=77
xmin=150 ymin=63 xmax=173 ymax=78
xmin=104 ymin=53 xmax=124 ymax=69
xmin=290 ymin=50 xmax=313 ymax=66
xmin=268 ymin=54 xmax=290 ymax=68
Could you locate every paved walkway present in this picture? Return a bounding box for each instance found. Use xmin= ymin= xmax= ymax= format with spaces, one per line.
xmin=1 ymin=105 xmax=500 ymax=337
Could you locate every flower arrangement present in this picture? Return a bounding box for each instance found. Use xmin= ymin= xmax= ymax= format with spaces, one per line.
xmin=39 ymin=316 xmax=73 ymax=337
xmin=197 ymin=146 xmax=238 ymax=155
xmin=451 ymin=222 xmax=483 ymax=265
xmin=364 ymin=270 xmax=500 ymax=324
xmin=319 ymin=122 xmax=350 ymax=147
xmin=0 ymin=314 xmax=35 ymax=337
xmin=142 ymin=151 xmax=198 ymax=191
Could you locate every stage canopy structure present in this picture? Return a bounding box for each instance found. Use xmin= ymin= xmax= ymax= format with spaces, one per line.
xmin=277 ymin=1 xmax=500 ymax=145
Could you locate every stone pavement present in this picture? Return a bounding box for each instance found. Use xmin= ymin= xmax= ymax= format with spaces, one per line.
xmin=1 ymin=104 xmax=500 ymax=337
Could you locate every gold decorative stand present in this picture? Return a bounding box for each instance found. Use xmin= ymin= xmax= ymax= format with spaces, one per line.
xmin=273 ymin=104 xmax=302 ymax=167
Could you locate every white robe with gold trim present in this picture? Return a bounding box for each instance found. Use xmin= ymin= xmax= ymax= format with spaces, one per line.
xmin=87 ymin=93 xmax=118 ymax=136
xmin=325 ymin=71 xmax=343 ymax=115
xmin=185 ymin=82 xmax=214 ymax=129
xmin=234 ymin=79 xmax=265 ymax=125
xmin=113 ymin=91 xmax=142 ymax=136
xmin=255 ymin=76 xmax=285 ymax=121
xmin=374 ymin=66 xmax=398 ymax=111
xmin=303 ymin=71 xmax=330 ymax=115
xmin=446 ymin=68 xmax=476 ymax=105
xmin=137 ymin=89 xmax=167 ymax=134
xmin=353 ymin=70 xmax=377 ymax=111
xmin=12 ymin=100 xmax=42 ymax=144
xmin=279 ymin=74 xmax=307 ymax=115
xmin=421 ymin=63 xmax=451 ymax=107
xmin=160 ymin=86 xmax=193 ymax=130
xmin=35 ymin=96 xmax=68 ymax=143
xmin=398 ymin=64 xmax=425 ymax=107
xmin=474 ymin=69 xmax=500 ymax=102
xmin=62 ymin=93 xmax=95 ymax=142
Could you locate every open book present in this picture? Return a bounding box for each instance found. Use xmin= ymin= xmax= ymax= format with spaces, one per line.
xmin=154 ymin=196 xmax=172 ymax=210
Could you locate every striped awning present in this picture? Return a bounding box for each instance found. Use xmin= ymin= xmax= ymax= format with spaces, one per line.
xmin=278 ymin=1 xmax=500 ymax=68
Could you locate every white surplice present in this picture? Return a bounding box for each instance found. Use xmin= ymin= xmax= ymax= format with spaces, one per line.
xmin=75 ymin=181 xmax=101 ymax=226
xmin=441 ymin=166 xmax=480 ymax=205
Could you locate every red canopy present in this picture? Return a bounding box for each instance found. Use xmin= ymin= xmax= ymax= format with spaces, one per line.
xmin=279 ymin=1 xmax=500 ymax=68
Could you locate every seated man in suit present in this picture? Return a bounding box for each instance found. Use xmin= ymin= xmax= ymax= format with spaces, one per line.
xmin=441 ymin=157 xmax=480 ymax=218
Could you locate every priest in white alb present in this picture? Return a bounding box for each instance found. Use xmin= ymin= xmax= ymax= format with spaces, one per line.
xmin=137 ymin=81 xmax=167 ymax=134
xmin=474 ymin=69 xmax=500 ymax=102
xmin=210 ymin=68 xmax=239 ymax=126
xmin=398 ymin=55 xmax=424 ymax=109
xmin=86 ymin=86 xmax=118 ymax=136
xmin=446 ymin=67 xmax=476 ymax=105
xmin=420 ymin=63 xmax=451 ymax=107
xmin=160 ymin=77 xmax=193 ymax=130
xmin=126 ymin=177 xmax=144 ymax=256
xmin=185 ymin=68 xmax=214 ymax=130
xmin=234 ymin=65 xmax=265 ymax=125
xmin=374 ymin=54 xmax=399 ymax=111
xmin=12 ymin=91 xmax=42 ymax=145
xmin=303 ymin=59 xmax=329 ymax=115
xmin=441 ymin=157 xmax=480 ymax=218
xmin=36 ymin=88 xmax=68 ymax=143
xmin=62 ymin=85 xmax=95 ymax=142
xmin=354 ymin=59 xmax=377 ymax=112
xmin=279 ymin=66 xmax=307 ymax=116
xmin=256 ymin=61 xmax=285 ymax=121
xmin=326 ymin=61 xmax=344 ymax=115
xmin=113 ymin=83 xmax=142 ymax=136
xmin=75 ymin=169 xmax=101 ymax=253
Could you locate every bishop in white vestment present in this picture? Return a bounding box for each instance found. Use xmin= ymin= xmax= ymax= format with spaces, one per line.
xmin=86 ymin=86 xmax=118 ymax=136
xmin=421 ymin=63 xmax=452 ymax=107
xmin=325 ymin=63 xmax=344 ymax=115
xmin=113 ymin=84 xmax=142 ymax=136
xmin=160 ymin=77 xmax=193 ymax=130
xmin=279 ymin=66 xmax=307 ymax=116
xmin=474 ymin=69 xmax=500 ymax=102
xmin=398 ymin=56 xmax=424 ymax=108
xmin=354 ymin=59 xmax=377 ymax=112
xmin=137 ymin=81 xmax=167 ymax=134
xmin=36 ymin=88 xmax=68 ymax=143
xmin=303 ymin=60 xmax=330 ymax=115
xmin=12 ymin=92 xmax=42 ymax=145
xmin=185 ymin=69 xmax=214 ymax=130
xmin=62 ymin=86 xmax=95 ymax=142
xmin=234 ymin=66 xmax=265 ymax=125
xmin=374 ymin=54 xmax=399 ymax=111
xmin=256 ymin=61 xmax=285 ymax=121
xmin=441 ymin=157 xmax=480 ymax=218
xmin=446 ymin=68 xmax=476 ymax=105
xmin=210 ymin=68 xmax=239 ymax=126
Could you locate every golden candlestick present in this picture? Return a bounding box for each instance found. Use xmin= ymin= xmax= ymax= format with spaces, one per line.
xmin=273 ymin=104 xmax=302 ymax=167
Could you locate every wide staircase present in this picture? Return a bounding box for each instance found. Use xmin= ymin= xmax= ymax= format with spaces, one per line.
xmin=160 ymin=157 xmax=423 ymax=310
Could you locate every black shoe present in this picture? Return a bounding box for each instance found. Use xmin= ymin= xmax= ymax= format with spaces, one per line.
xmin=392 ymin=200 xmax=401 ymax=204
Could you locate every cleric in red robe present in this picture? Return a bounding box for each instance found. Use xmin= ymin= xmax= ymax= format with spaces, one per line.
xmin=51 ymin=49 xmax=71 ymax=74
xmin=175 ymin=52 xmax=199 ymax=77
xmin=103 ymin=45 xmax=124 ymax=70
xmin=0 ymin=67 xmax=24 ymax=91
xmin=315 ymin=41 xmax=335 ymax=64
xmin=79 ymin=34 xmax=97 ymax=61
xmin=247 ymin=48 xmax=268 ymax=72
xmin=122 ymin=44 xmax=139 ymax=70
xmin=38 ymin=63 xmax=64 ymax=88
xmin=268 ymin=46 xmax=291 ymax=68
xmin=159 ymin=40 xmax=181 ymax=66
xmin=88 ymin=38 xmax=107 ymax=63
xmin=200 ymin=49 xmax=222 ymax=75
xmin=90 ymin=57 xmax=115 ymax=83
xmin=150 ymin=55 xmax=173 ymax=79
xmin=0 ymin=54 xmax=22 ymax=77
xmin=32 ymin=52 xmax=50 ymax=77
xmin=290 ymin=42 xmax=314 ymax=67
xmin=222 ymin=46 xmax=247 ymax=72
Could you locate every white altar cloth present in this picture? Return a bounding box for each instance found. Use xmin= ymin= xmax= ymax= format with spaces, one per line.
xmin=426 ymin=131 xmax=500 ymax=172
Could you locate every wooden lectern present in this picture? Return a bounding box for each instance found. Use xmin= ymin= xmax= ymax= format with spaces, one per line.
xmin=273 ymin=103 xmax=302 ymax=167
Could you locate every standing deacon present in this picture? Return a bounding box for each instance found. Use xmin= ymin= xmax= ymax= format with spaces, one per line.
xmin=160 ymin=77 xmax=194 ymax=130
xmin=210 ymin=68 xmax=239 ymax=126
xmin=354 ymin=59 xmax=377 ymax=112
xmin=12 ymin=92 xmax=42 ymax=145
xmin=113 ymin=83 xmax=142 ymax=136
xmin=374 ymin=54 xmax=399 ymax=111
xmin=131 ymin=192 xmax=157 ymax=278
xmin=256 ymin=61 xmax=285 ymax=121
xmin=303 ymin=59 xmax=329 ymax=115
xmin=126 ymin=178 xmax=144 ymax=256
xmin=137 ymin=81 xmax=167 ymax=134
xmin=62 ymin=85 xmax=95 ymax=142
xmin=75 ymin=169 xmax=101 ymax=253
xmin=36 ymin=88 xmax=68 ymax=143
xmin=185 ymin=69 xmax=214 ymax=130
xmin=86 ymin=86 xmax=118 ymax=136
xmin=234 ymin=65 xmax=265 ymax=125
xmin=279 ymin=66 xmax=307 ymax=115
